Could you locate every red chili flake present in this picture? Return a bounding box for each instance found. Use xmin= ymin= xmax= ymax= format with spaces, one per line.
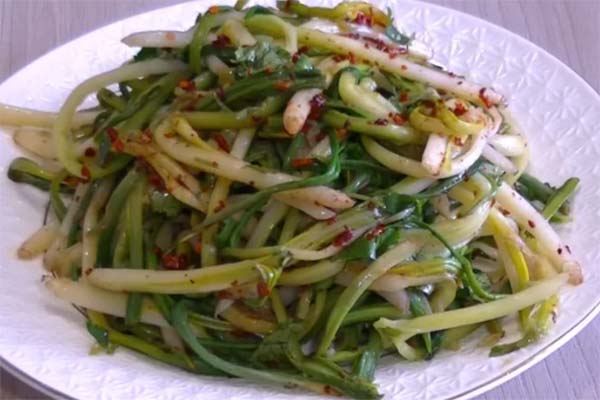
xmin=479 ymin=88 xmax=493 ymax=108
xmin=308 ymin=93 xmax=326 ymax=120
xmin=213 ymin=133 xmax=230 ymax=152
xmin=164 ymin=131 xmax=177 ymax=139
xmin=291 ymin=158 xmax=316 ymax=169
xmin=216 ymin=86 xmax=225 ymax=100
xmin=140 ymin=129 xmax=153 ymax=143
xmin=275 ymin=80 xmax=292 ymax=91
xmin=332 ymin=54 xmax=348 ymax=63
xmin=391 ymin=113 xmax=407 ymax=125
xmin=438 ymin=89 xmax=447 ymax=96
xmin=335 ymin=128 xmax=348 ymax=140
xmin=565 ymin=245 xmax=572 ymax=254
xmin=251 ymin=115 xmax=266 ymax=125
xmin=457 ymin=80 xmax=464 ymax=86
xmin=193 ymin=242 xmax=203 ymax=254
xmin=500 ymin=208 xmax=510 ymax=216
xmin=315 ymin=130 xmax=327 ymax=142
xmin=448 ymin=72 xmax=456 ymax=78
xmin=175 ymin=175 xmax=189 ymax=189
xmin=388 ymin=47 xmax=406 ymax=59
xmin=214 ymin=200 xmax=226 ymax=213
xmin=106 ymin=127 xmax=118 ymax=142
xmin=154 ymin=247 xmax=163 ymax=258
xmin=80 ymin=165 xmax=91 ymax=182
xmin=211 ymin=161 xmax=219 ymax=167
xmin=352 ymin=11 xmax=373 ymax=27
xmin=257 ymin=281 xmax=270 ymax=298
xmin=557 ymin=248 xmax=563 ymax=255
xmin=165 ymin=31 xmax=176 ymax=41
xmin=348 ymin=52 xmax=357 ymax=64
xmin=84 ymin=147 xmax=97 ymax=157
xmin=527 ymin=220 xmax=536 ymax=228
xmin=453 ymin=136 xmax=465 ymax=146
xmin=399 ymin=92 xmax=409 ymax=102
xmin=208 ymin=5 xmax=220 ymax=14
xmin=148 ymin=173 xmax=164 ymax=189
xmin=374 ymin=118 xmax=389 ymax=126
xmin=112 ymin=138 xmax=124 ymax=152
xmin=63 ymin=176 xmax=80 ymax=188
xmin=264 ymin=66 xmax=274 ymax=75
xmin=453 ymin=102 xmax=468 ymax=116
xmin=400 ymin=64 xmax=408 ymax=71
xmin=84 ymin=268 xmax=93 ymax=276
xmin=421 ymin=99 xmax=436 ymax=109
xmin=300 ymin=120 xmax=314 ymax=134
xmin=217 ymin=290 xmax=233 ymax=300
xmin=178 ymin=79 xmax=196 ymax=91
xmin=333 ymin=226 xmax=353 ymax=247
xmin=212 ymin=34 xmax=231 ymax=49
xmin=366 ymin=224 xmax=386 ymax=240
xmin=291 ymin=46 xmax=308 ymax=63
xmin=325 ymin=216 xmax=337 ymax=225
xmin=163 ymin=254 xmax=185 ymax=270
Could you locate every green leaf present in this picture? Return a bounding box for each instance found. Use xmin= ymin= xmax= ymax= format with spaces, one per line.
xmin=150 ymin=189 xmax=184 ymax=217
xmin=251 ymin=323 xmax=300 ymax=367
xmin=382 ymin=193 xmax=419 ymax=214
xmin=338 ymin=237 xmax=378 ymax=262
xmin=86 ymin=321 xmax=109 ymax=348
xmin=384 ymin=24 xmax=412 ymax=45
xmin=244 ymin=5 xmax=274 ymax=20
xmin=233 ymin=41 xmax=290 ymax=72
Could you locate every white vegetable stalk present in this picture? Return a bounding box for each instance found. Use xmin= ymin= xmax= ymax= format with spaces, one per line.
xmin=495 ymin=182 xmax=582 ymax=284
xmin=0 ymin=103 xmax=98 ymax=129
xmin=17 ymin=223 xmax=59 ymax=260
xmin=13 ymin=128 xmax=57 ymax=160
xmin=482 ymin=144 xmax=518 ymax=174
xmin=283 ymin=88 xmax=322 ymax=135
xmin=220 ymin=19 xmax=257 ymax=46
xmin=489 ymin=134 xmax=527 ymax=157
xmin=421 ymin=133 xmax=448 ymax=176
xmin=81 ymin=178 xmax=114 ymax=279
xmin=338 ymin=71 xmax=397 ymax=119
xmin=54 ymin=59 xmax=187 ymax=176
xmin=46 ymin=278 xmax=169 ymax=327
xmin=246 ymin=201 xmax=290 ymax=248
xmin=362 ymin=107 xmax=502 ymax=179
xmin=375 ymin=273 xmax=567 ymax=337
xmin=389 ymin=177 xmax=436 ymax=195
xmin=154 ymin=118 xmax=354 ymax=215
xmin=160 ymin=326 xmax=185 ymax=351
xmin=335 ymin=268 xmax=451 ymax=292
xmin=206 ymin=55 xmax=234 ymax=86
xmin=122 ymin=29 xmax=195 ymax=48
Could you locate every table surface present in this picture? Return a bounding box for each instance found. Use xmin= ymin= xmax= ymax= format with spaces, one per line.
xmin=1 ymin=0 xmax=599 ymax=399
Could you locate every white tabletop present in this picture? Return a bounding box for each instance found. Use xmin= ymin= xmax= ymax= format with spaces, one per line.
xmin=0 ymin=1 xmax=598 ymax=399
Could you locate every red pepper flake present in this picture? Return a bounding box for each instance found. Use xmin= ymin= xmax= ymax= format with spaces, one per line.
xmin=63 ymin=176 xmax=80 ymax=188
xmin=400 ymin=64 xmax=408 ymax=71
xmin=112 ymin=137 xmax=124 ymax=152
xmin=325 ymin=216 xmax=337 ymax=225
xmin=453 ymin=136 xmax=465 ymax=147
xmin=565 ymin=245 xmax=572 ymax=254
xmin=332 ymin=54 xmax=348 ymax=63
xmin=211 ymin=161 xmax=219 ymax=167
xmin=315 ymin=130 xmax=327 ymax=142
xmin=163 ymin=254 xmax=186 ymax=270
xmin=264 ymin=66 xmax=273 ymax=75
xmin=216 ymin=86 xmax=225 ymax=100
xmin=84 ymin=268 xmax=93 ymax=276
xmin=348 ymin=52 xmax=357 ymax=64
xmin=214 ymin=200 xmax=226 ymax=213
xmin=208 ymin=5 xmax=220 ymax=14
xmin=140 ymin=129 xmax=153 ymax=143
xmin=557 ymin=248 xmax=563 ymax=255
xmin=391 ymin=113 xmax=407 ymax=125
xmin=291 ymin=46 xmax=308 ymax=63
xmin=154 ymin=247 xmax=163 ymax=258
xmin=251 ymin=115 xmax=266 ymax=125
xmin=164 ymin=131 xmax=177 ymax=139
xmin=335 ymin=128 xmax=347 ymax=140
xmin=178 ymin=79 xmax=196 ymax=91
xmin=421 ymin=99 xmax=436 ymax=109
xmin=308 ymin=93 xmax=326 ymax=120
xmin=333 ymin=226 xmax=353 ymax=247
xmin=352 ymin=11 xmax=373 ymax=27
xmin=106 ymin=127 xmax=118 ymax=142
xmin=300 ymin=120 xmax=314 ymax=134
xmin=457 ymin=80 xmax=464 ymax=86
xmin=399 ymin=92 xmax=409 ymax=102
xmin=527 ymin=220 xmax=536 ymax=229
xmin=500 ymin=208 xmax=510 ymax=216
xmin=275 ymin=80 xmax=292 ymax=91
xmin=148 ymin=173 xmax=164 ymax=190
xmin=213 ymin=133 xmax=230 ymax=152
xmin=165 ymin=31 xmax=176 ymax=41
xmin=479 ymin=88 xmax=493 ymax=108
xmin=453 ymin=102 xmax=468 ymax=116
xmin=212 ymin=34 xmax=231 ymax=49
xmin=80 ymin=165 xmax=91 ymax=182
xmin=84 ymin=147 xmax=97 ymax=157
xmin=217 ymin=290 xmax=233 ymax=300
xmin=193 ymin=242 xmax=203 ymax=254
xmin=366 ymin=224 xmax=386 ymax=240
xmin=291 ymin=158 xmax=315 ymax=169
xmin=373 ymin=118 xmax=389 ymax=126
xmin=257 ymin=281 xmax=270 ymax=298
xmin=388 ymin=47 xmax=406 ymax=59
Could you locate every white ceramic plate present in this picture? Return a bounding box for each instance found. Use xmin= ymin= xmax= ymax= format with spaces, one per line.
xmin=1 ymin=1 xmax=599 ymax=399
